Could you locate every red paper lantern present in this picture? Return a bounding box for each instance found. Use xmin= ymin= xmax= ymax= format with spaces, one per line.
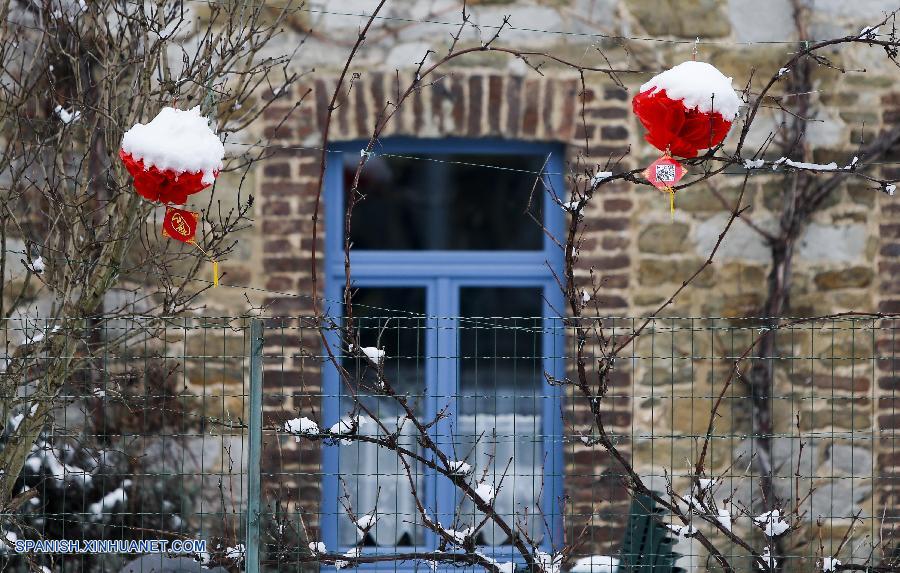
xmin=119 ymin=150 xmax=214 ymax=205
xmin=632 ymin=89 xmax=732 ymax=158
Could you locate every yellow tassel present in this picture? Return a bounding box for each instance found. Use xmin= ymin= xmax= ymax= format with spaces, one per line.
xmin=212 ymin=260 xmax=219 ymax=287
xmin=669 ymin=189 xmax=675 ymax=219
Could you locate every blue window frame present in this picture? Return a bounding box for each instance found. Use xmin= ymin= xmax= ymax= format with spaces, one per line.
xmin=322 ymin=138 xmax=565 ymax=569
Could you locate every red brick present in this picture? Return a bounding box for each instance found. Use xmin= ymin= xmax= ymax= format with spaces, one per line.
xmin=522 ymin=79 xmax=540 ymax=136
xmin=467 ymin=75 xmax=483 ymax=136
xmin=601 ymin=236 xmax=630 ymax=250
xmin=263 ymin=257 xmax=305 ymax=272
xmin=603 ymin=198 xmax=632 ymax=212
xmin=262 ymin=201 xmax=291 ymax=216
xmin=451 ymin=76 xmax=465 ymax=134
xmin=600 ymin=125 xmax=629 ymax=140
xmin=587 ymin=107 xmax=628 ymax=119
xmin=266 ymin=276 xmax=295 ymax=291
xmin=264 ymin=239 xmax=292 ymax=253
xmin=604 ymin=87 xmax=627 ymax=101
xmin=581 ymin=254 xmax=631 ymax=270
xmin=263 ymin=162 xmax=291 ymax=178
xmin=542 ymin=80 xmax=555 ymax=135
xmin=488 ymin=75 xmax=503 ymax=134
xmin=506 ymin=76 xmax=522 ymax=137
xmin=595 ymin=217 xmax=629 ymax=231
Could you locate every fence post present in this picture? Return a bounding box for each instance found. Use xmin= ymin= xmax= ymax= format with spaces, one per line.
xmin=246 ymin=319 xmax=264 ymax=573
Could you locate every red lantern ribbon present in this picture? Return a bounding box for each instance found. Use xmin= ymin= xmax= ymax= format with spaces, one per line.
xmin=161 ymin=207 xmax=220 ymax=287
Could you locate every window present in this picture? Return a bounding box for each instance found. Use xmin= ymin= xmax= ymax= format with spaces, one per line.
xmin=322 ymin=138 xmax=565 ymax=567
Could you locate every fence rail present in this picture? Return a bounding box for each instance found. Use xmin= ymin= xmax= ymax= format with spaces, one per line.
xmin=0 ymin=316 xmax=895 ymax=573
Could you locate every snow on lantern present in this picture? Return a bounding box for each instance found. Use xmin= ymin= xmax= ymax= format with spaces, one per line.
xmin=120 ymin=107 xmax=225 ymax=286
xmin=120 ymin=106 xmax=224 ymax=204
xmin=632 ymin=61 xmax=741 ymax=217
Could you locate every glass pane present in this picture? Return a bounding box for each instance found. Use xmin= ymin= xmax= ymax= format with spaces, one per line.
xmin=455 ymin=287 xmax=544 ymax=546
xmin=338 ymin=288 xmax=426 ymax=547
xmin=347 ymin=153 xmax=545 ymax=250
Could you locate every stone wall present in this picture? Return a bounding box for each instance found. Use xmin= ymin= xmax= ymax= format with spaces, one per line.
xmin=185 ymin=0 xmax=900 ymax=569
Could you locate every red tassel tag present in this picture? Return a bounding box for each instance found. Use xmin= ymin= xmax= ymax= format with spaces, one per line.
xmin=162 ymin=206 xmax=200 ymax=243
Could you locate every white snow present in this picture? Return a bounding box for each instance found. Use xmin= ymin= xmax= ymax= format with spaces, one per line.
xmin=581 ymin=290 xmax=591 ymax=304
xmin=590 ymin=171 xmax=613 ymax=188
xmin=754 ymin=509 xmax=790 ymax=537
xmin=822 ymin=557 xmax=841 ymax=572
xmin=759 ymin=546 xmax=778 ymax=571
xmin=777 ymin=68 xmax=790 ymax=78
xmin=443 ymin=527 xmax=473 ymax=544
xmin=859 ymin=26 xmax=879 ymax=38
xmin=355 ymin=514 xmax=377 ymax=530
xmin=309 ymin=541 xmax=326 ymax=555
xmin=640 ymin=61 xmax=742 ymax=120
xmin=225 ymin=544 xmax=245 ymax=561
xmin=30 ymin=256 xmax=45 ymax=274
xmin=743 ymin=158 xmax=765 ymax=169
xmin=284 ymin=417 xmax=319 ymax=439
xmin=563 ymin=199 xmax=582 ymax=211
xmin=329 ymin=416 xmax=368 ymax=445
xmin=570 ymin=555 xmax=620 ymax=573
xmin=772 ymin=157 xmax=838 ymax=171
xmin=88 ymin=480 xmax=132 ymax=518
xmin=447 ymin=460 xmax=472 ymax=476
xmin=473 ymin=482 xmax=495 ymax=504
xmin=886 ymin=184 xmax=896 ymax=196
xmin=54 ymin=105 xmax=81 ymax=124
xmin=120 ymin=106 xmax=224 ymax=185
xmin=716 ymin=507 xmax=732 ymax=532
xmin=666 ymin=523 xmax=697 ymax=538
xmin=349 ymin=344 xmax=385 ymax=363
xmin=335 ymin=547 xmax=360 ymax=570
xmin=535 ymin=551 xmax=563 ymax=573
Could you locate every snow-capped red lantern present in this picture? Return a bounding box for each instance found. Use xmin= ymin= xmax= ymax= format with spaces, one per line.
xmin=120 ymin=107 xmax=224 ymax=286
xmin=632 ymin=61 xmax=741 ymax=158
xmin=120 ymin=106 xmax=224 ymax=204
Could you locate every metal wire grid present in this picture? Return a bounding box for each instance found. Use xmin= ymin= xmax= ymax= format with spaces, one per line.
xmin=0 ymin=316 xmax=895 ymax=572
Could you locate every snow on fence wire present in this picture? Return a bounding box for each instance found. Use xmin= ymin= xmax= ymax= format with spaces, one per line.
xmin=0 ymin=316 xmax=897 ymax=573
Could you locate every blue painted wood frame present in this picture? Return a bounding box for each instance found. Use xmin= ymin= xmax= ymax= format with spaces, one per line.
xmin=321 ymin=138 xmax=566 ymax=569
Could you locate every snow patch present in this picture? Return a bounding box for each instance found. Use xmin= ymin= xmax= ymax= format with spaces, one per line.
xmin=640 ymin=61 xmax=742 ymax=120
xmin=349 ymin=344 xmax=385 ymax=363
xmin=473 ymin=482 xmax=495 ymax=504
xmin=309 ymin=541 xmax=326 ymax=555
xmin=570 ymin=555 xmax=619 ymax=573
xmin=335 ymin=547 xmax=360 ymax=569
xmin=759 ymin=546 xmax=778 ymax=570
xmin=447 ymin=460 xmax=472 ymax=476
xmin=284 ymin=417 xmax=319 ymax=439
xmin=754 ymin=509 xmax=790 ymax=537
xmin=590 ymin=171 xmax=613 ymax=188
xmin=88 ymin=480 xmax=132 ymax=518
xmin=355 ymin=514 xmax=376 ymax=530
xmin=822 ymin=556 xmax=841 ymax=572
xmin=225 ymin=544 xmax=245 ymax=562
xmin=54 ymin=105 xmax=81 ymax=124
xmin=121 ymin=106 xmax=224 ymax=185
xmin=743 ymin=158 xmax=765 ymax=169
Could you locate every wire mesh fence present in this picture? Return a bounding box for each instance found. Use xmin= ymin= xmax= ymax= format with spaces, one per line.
xmin=0 ymin=316 xmax=896 ymax=573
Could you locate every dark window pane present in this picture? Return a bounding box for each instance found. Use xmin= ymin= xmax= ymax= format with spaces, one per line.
xmin=455 ymin=287 xmax=544 ymax=546
xmin=338 ymin=288 xmax=426 ymax=547
xmin=347 ymin=153 xmax=545 ymax=250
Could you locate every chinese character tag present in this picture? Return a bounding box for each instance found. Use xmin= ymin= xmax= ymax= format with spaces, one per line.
xmin=643 ymin=153 xmax=687 ymax=219
xmin=161 ymin=206 xmax=219 ymax=287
